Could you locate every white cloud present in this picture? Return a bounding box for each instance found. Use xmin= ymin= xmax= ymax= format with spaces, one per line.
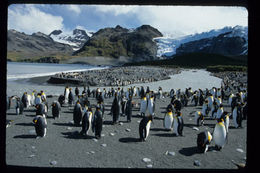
xmin=137 ymin=6 xmax=248 ymax=37
xmin=94 ymin=5 xmax=138 ymax=16
xmin=93 ymin=5 xmax=248 ymax=37
xmin=67 ymin=5 xmax=81 ymax=15
xmin=8 ymin=4 xmax=64 ymax=35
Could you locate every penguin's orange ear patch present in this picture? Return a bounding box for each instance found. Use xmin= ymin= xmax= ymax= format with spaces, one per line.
xmin=34 ymin=119 xmax=37 ymax=123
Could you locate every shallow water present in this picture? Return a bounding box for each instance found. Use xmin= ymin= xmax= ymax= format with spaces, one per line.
xmin=7 ymin=62 xmax=107 ymax=81
xmin=6 ymin=63 xmax=222 ymax=97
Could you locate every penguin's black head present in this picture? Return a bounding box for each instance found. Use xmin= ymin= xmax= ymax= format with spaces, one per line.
xmin=148 ymin=115 xmax=153 ymax=121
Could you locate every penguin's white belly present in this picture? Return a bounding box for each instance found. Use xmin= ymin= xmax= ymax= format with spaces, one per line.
xmin=164 ymin=115 xmax=173 ymax=129
xmin=213 ymin=124 xmax=226 ymax=147
xmin=140 ymin=101 xmax=147 ymax=113
xmin=148 ymin=102 xmax=153 ymax=114
xmin=144 ymin=121 xmax=151 ymax=140
xmin=225 ymin=117 xmax=229 ymax=133
xmin=87 ymin=114 xmax=92 ymax=134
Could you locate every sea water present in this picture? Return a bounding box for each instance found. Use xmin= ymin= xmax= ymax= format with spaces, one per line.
xmin=7 ymin=62 xmax=106 ymax=81
xmin=6 ymin=62 xmax=222 ymax=97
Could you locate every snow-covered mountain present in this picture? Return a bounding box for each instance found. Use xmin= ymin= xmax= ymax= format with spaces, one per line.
xmin=154 ymin=25 xmax=248 ymax=58
xmin=49 ymin=29 xmax=93 ymax=51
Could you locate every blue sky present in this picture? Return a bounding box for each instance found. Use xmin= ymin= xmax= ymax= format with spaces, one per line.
xmin=8 ymin=4 xmax=248 ymax=38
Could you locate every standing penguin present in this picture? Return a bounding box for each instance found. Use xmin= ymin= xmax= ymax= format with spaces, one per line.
xmin=213 ymin=118 xmax=227 ymax=150
xmin=58 ymin=95 xmax=65 ymax=107
xmin=216 ymin=104 xmax=224 ymax=120
xmin=173 ymin=98 xmax=182 ymax=112
xmin=73 ymin=101 xmax=82 ymax=126
xmin=163 ymin=107 xmax=174 ymax=131
xmin=64 ymin=86 xmax=70 ymax=104
xmin=207 ymin=94 xmax=214 ymax=110
xmin=16 ymin=97 xmax=24 ymax=115
xmin=30 ymin=90 xmax=36 ymax=106
xmin=36 ymin=103 xmax=46 ymax=117
xmin=68 ymin=88 xmax=74 ymax=106
xmin=195 ymin=111 xmax=204 ymax=126
xmin=216 ymin=96 xmax=222 ymax=107
xmin=147 ymin=95 xmax=155 ymax=117
xmin=125 ymin=95 xmax=133 ymax=122
xmin=139 ymin=115 xmax=153 ymax=142
xmin=210 ymin=101 xmax=218 ymax=119
xmin=173 ymin=111 xmax=184 ymax=136
xmin=140 ymin=96 xmax=147 ymax=116
xmin=93 ymin=105 xmax=103 ymax=139
xmin=232 ymin=102 xmax=243 ymax=128
xmin=197 ymin=131 xmax=212 ymax=153
xmin=228 ymin=93 xmax=234 ymax=106
xmin=111 ymin=94 xmax=120 ymax=124
xmin=121 ymin=95 xmax=127 ymax=116
xmin=35 ymin=93 xmax=42 ymax=105
xmin=80 ymin=107 xmax=94 ymax=136
xmin=33 ymin=115 xmax=47 ymax=138
xmin=21 ymin=92 xmax=29 ymax=108
xmin=221 ymin=111 xmax=230 ymax=133
xmin=51 ymin=101 xmax=61 ymax=119
xmin=75 ymin=86 xmax=79 ymax=97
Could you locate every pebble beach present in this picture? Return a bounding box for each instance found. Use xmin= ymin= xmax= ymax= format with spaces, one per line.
xmin=5 ymin=66 xmax=248 ymax=169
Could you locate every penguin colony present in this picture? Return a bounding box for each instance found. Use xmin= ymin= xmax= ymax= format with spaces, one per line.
xmin=6 ymin=71 xmax=247 ymax=156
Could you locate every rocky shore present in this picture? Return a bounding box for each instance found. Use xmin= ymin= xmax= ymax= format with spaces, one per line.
xmin=48 ymin=66 xmax=181 ymax=87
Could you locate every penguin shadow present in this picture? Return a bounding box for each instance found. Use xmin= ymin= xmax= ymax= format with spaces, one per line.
xmin=183 ymin=123 xmax=197 ymax=129
xmin=13 ymin=134 xmax=36 ymax=139
xmin=52 ymin=122 xmax=76 ymax=127
xmin=6 ymin=112 xmax=18 ymax=116
xmin=150 ymin=128 xmax=171 ymax=132
xmin=152 ymin=133 xmax=177 ymax=137
xmin=179 ymin=146 xmax=200 ymax=156
xmin=119 ymin=137 xmax=141 ymax=143
xmin=153 ymin=117 xmax=164 ymax=120
xmin=61 ymin=131 xmax=95 ymax=140
xmin=15 ymin=122 xmax=34 ymax=126
xmin=103 ymin=120 xmax=114 ymax=125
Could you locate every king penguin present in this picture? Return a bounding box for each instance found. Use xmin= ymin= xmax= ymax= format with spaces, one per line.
xmin=93 ymin=105 xmax=103 ymax=139
xmin=51 ymin=101 xmax=61 ymax=119
xmin=140 ymin=96 xmax=147 ymax=116
xmin=163 ymin=107 xmax=174 ymax=131
xmin=147 ymin=95 xmax=155 ymax=117
xmin=33 ymin=115 xmax=47 ymax=137
xmin=173 ymin=111 xmax=184 ymax=136
xmin=36 ymin=103 xmax=46 ymax=117
xmin=221 ymin=111 xmax=230 ymax=133
xmin=197 ymin=131 xmax=212 ymax=153
xmin=64 ymin=86 xmax=70 ymax=104
xmin=195 ymin=111 xmax=204 ymax=126
xmin=232 ymin=102 xmax=243 ymax=128
xmin=213 ymin=118 xmax=227 ymax=150
xmin=80 ymin=107 xmax=94 ymax=136
xmin=73 ymin=101 xmax=82 ymax=126
xmin=139 ymin=115 xmax=153 ymax=142
xmin=111 ymin=93 xmax=120 ymax=124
